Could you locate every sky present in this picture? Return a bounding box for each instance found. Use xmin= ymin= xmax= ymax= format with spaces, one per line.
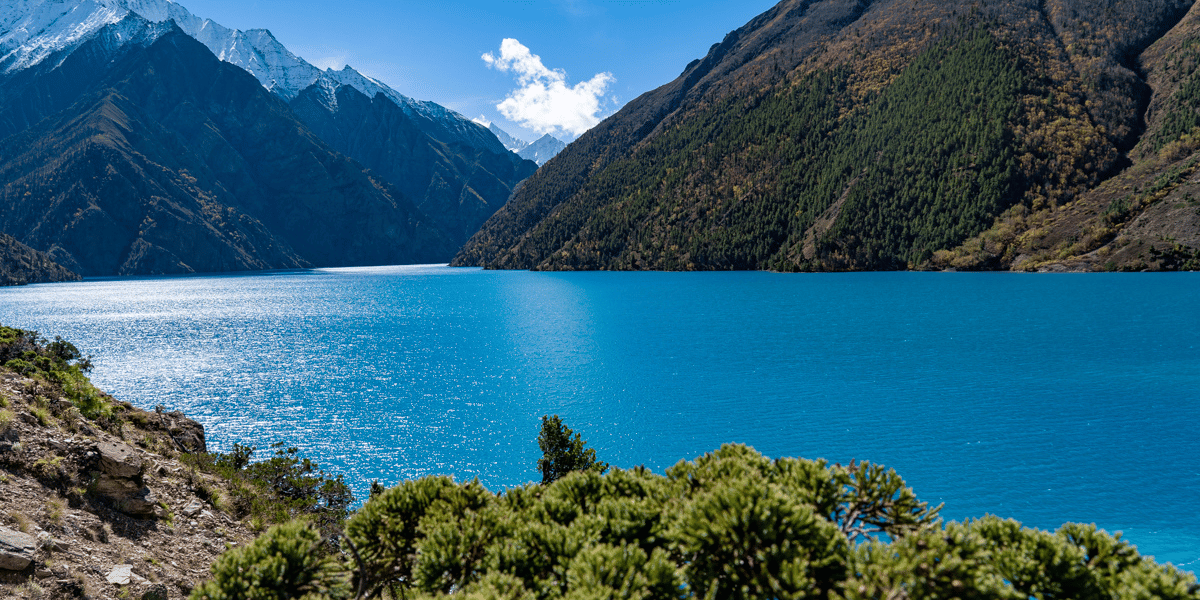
xmin=174 ymin=0 xmax=777 ymax=143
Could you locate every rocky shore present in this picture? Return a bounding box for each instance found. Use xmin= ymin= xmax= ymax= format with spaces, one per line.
xmin=0 ymin=369 xmax=253 ymax=599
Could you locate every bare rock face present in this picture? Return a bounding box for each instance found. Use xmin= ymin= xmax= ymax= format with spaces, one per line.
xmin=0 ymin=526 xmax=36 ymax=571
xmin=158 ymin=410 xmax=206 ymax=453
xmin=92 ymin=441 xmax=157 ymax=516
xmin=96 ymin=441 xmax=143 ymax=478
xmin=93 ymin=474 xmax=159 ymax=516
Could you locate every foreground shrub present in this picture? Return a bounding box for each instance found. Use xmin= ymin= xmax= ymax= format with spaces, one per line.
xmin=184 ymin=443 xmax=354 ymax=542
xmin=190 ymin=521 xmax=350 ymax=600
xmin=187 ymin=446 xmax=1200 ymax=600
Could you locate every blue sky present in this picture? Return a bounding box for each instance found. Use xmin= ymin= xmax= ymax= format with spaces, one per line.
xmin=177 ymin=0 xmax=776 ymax=142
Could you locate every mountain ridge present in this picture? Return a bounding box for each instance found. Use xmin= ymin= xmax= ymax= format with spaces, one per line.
xmin=454 ymin=0 xmax=1200 ymax=272
xmin=0 ymin=27 xmax=454 ymax=275
xmin=0 ymin=0 xmax=539 ymax=275
xmin=0 ymin=0 xmax=508 ymax=154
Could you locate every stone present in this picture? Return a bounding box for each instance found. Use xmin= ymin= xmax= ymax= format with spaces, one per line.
xmin=181 ymin=501 xmax=203 ymax=517
xmin=162 ymin=411 xmax=207 ymax=453
xmin=0 ymin=526 xmax=36 ymax=571
xmin=141 ymin=583 xmax=169 ymax=600
xmin=106 ymin=564 xmax=133 ymax=585
xmin=35 ymin=531 xmax=66 ymax=552
xmin=96 ymin=441 xmax=143 ymax=478
xmin=93 ymin=474 xmax=158 ymax=516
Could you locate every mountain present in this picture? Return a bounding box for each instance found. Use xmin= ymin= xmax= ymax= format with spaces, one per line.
xmin=0 ymin=0 xmax=535 ymax=274
xmin=0 ymin=27 xmax=453 ymax=276
xmin=0 ymin=233 xmax=80 ymax=285
xmin=0 ymin=0 xmax=500 ymax=152
xmin=454 ymin=0 xmax=1200 ymax=272
xmin=518 ymin=134 xmax=568 ymax=166
xmin=487 ymin=123 xmax=566 ymax=166
xmin=489 ymin=123 xmax=530 ymax=154
xmin=290 ymin=85 xmax=538 ymax=246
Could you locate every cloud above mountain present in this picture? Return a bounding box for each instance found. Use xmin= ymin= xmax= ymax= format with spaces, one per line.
xmin=483 ymin=39 xmax=613 ymax=137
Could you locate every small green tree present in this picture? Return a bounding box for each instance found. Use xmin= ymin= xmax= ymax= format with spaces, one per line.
xmin=537 ymin=415 xmax=609 ymax=485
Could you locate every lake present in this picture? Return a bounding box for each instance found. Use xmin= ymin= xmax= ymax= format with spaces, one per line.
xmin=0 ymin=266 xmax=1197 ymax=569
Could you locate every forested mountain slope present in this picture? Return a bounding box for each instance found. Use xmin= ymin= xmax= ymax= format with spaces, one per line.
xmin=454 ymin=0 xmax=1200 ymax=272
xmin=290 ymin=84 xmax=538 ymax=248
xmin=0 ymin=233 xmax=79 ymax=285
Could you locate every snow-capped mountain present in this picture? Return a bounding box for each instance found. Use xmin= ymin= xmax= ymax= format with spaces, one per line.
xmin=487 ymin=123 xmax=565 ymax=166
xmin=0 ymin=0 xmax=497 ymax=150
xmin=489 ymin=123 xmax=530 ymax=153
xmin=518 ymin=134 xmax=567 ymax=166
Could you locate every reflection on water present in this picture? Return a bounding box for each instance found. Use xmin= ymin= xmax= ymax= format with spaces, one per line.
xmin=1 ymin=267 xmax=1197 ymax=568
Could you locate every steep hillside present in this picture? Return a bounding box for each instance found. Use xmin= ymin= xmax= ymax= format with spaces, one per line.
xmin=936 ymin=1 xmax=1200 ymax=271
xmin=0 ymin=0 xmax=533 ymax=276
xmin=290 ymin=84 xmax=538 ymax=247
xmin=0 ymin=326 xmax=254 ymax=599
xmin=454 ymin=0 xmax=1199 ymax=272
xmin=0 ymin=28 xmax=453 ymax=276
xmin=0 ymin=234 xmax=79 ymax=286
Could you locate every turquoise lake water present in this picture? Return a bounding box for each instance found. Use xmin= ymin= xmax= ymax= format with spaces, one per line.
xmin=0 ymin=266 xmax=1197 ymax=569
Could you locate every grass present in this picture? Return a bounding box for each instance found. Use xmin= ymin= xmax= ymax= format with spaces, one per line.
xmin=30 ymin=405 xmax=51 ymax=427
xmin=158 ymin=502 xmax=174 ymax=527
xmin=9 ymin=510 xmax=32 ymax=533
xmin=45 ymin=496 xmax=65 ymax=527
xmin=0 ymin=409 xmax=12 ymax=431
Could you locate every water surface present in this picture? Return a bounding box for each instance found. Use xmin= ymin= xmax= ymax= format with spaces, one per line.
xmin=1 ymin=266 xmax=1196 ymax=568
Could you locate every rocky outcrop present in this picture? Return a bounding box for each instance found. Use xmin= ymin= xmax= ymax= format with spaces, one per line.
xmin=0 ymin=527 xmax=35 ymax=571
xmin=92 ymin=441 xmax=158 ymax=516
xmin=0 ymin=233 xmax=80 ymax=286
xmin=0 ymin=367 xmax=255 ymax=598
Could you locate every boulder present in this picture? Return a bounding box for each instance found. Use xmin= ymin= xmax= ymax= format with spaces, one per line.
xmin=0 ymin=526 xmax=36 ymax=571
xmin=93 ymin=474 xmax=158 ymax=516
xmin=96 ymin=441 xmax=143 ymax=478
xmin=106 ymin=564 xmax=133 ymax=585
xmin=162 ymin=411 xmax=206 ymax=453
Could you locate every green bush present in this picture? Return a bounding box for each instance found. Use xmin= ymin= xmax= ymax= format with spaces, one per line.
xmin=184 ymin=443 xmax=354 ymax=542
xmin=190 ymin=521 xmax=350 ymax=600
xmin=195 ymin=445 xmax=1199 ymax=600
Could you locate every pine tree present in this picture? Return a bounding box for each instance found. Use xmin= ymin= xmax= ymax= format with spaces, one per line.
xmin=536 ymin=415 xmax=609 ymax=484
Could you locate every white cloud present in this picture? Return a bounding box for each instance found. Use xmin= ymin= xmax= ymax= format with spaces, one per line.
xmin=483 ymin=39 xmax=614 ymax=137
xmin=472 ymin=115 xmax=492 ymax=127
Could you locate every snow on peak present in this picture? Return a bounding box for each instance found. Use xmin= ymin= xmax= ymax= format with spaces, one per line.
xmin=0 ymin=0 xmax=487 ymax=138
xmin=489 ymin=123 xmax=530 ymax=154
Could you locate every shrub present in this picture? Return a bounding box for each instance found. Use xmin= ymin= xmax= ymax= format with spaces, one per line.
xmin=189 ymin=521 xmax=350 ymax=600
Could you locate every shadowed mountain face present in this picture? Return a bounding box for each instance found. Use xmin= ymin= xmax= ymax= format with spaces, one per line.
xmin=0 ymin=30 xmax=454 ymax=276
xmin=290 ymin=85 xmax=538 ymax=248
xmin=0 ymin=233 xmax=79 ymax=285
xmin=454 ymin=0 xmax=1200 ymax=272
